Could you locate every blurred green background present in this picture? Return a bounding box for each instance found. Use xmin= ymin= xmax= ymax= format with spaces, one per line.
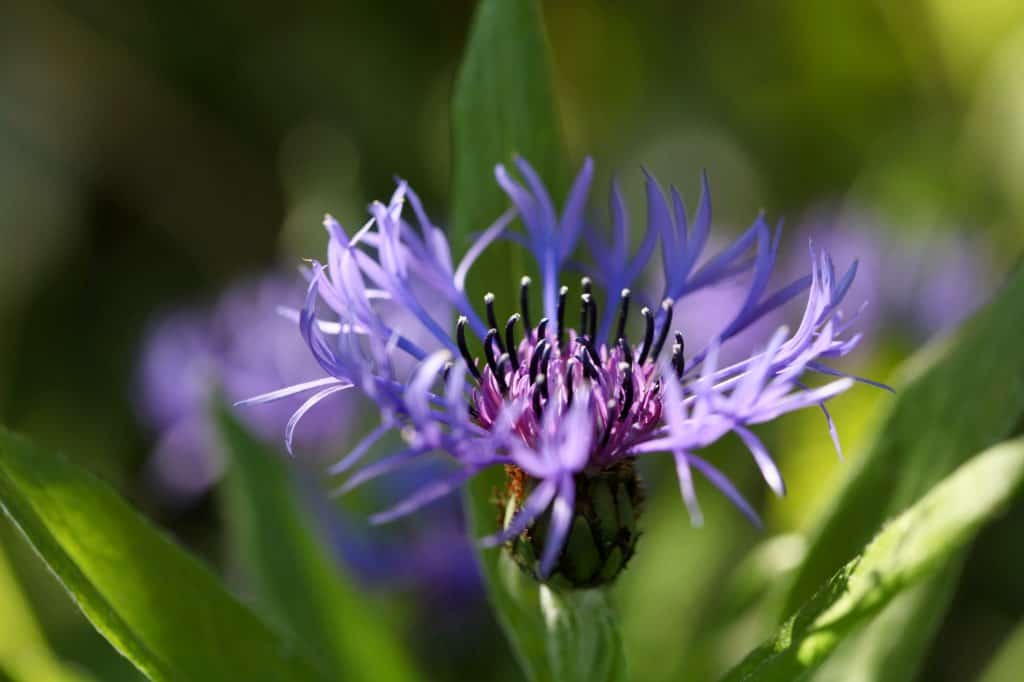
xmin=2 ymin=1 xmax=1023 ymax=680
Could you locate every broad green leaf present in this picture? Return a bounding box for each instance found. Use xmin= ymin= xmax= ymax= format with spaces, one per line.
xmin=785 ymin=263 xmax=1024 ymax=612
xmin=0 ymin=427 xmax=329 ymax=682
xmin=0 ymin=542 xmax=92 ymax=682
xmin=722 ymin=437 xmax=1024 ymax=682
xmin=781 ymin=263 xmax=1024 ymax=680
xmin=978 ymin=619 xmax=1024 ymax=682
xmin=216 ymin=408 xmax=418 ymax=682
xmin=808 ymin=567 xmax=961 ymax=682
xmin=451 ymin=0 xmax=568 ymax=298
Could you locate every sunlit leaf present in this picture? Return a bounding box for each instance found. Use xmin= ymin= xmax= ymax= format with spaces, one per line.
xmin=217 ymin=408 xmax=418 ymax=682
xmin=785 ymin=264 xmax=1024 ymax=611
xmin=0 ymin=427 xmax=329 ymax=682
xmin=781 ymin=264 xmax=1024 ymax=679
xmin=0 ymin=542 xmax=93 ymax=682
xmin=722 ymin=437 xmax=1024 ymax=681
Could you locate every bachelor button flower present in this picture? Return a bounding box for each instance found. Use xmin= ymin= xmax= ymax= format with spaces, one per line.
xmin=247 ymin=157 xmax=879 ymax=587
xmin=137 ymin=275 xmax=353 ymax=503
xmin=789 ymin=206 xmax=993 ymax=348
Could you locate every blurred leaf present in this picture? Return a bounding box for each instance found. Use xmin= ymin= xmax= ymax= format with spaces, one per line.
xmin=978 ymin=619 xmax=1024 ymax=682
xmin=785 ymin=263 xmax=1024 ymax=611
xmin=216 ymin=408 xmax=418 ymax=682
xmin=0 ymin=542 xmax=92 ymax=682
xmin=0 ymin=427 xmax=329 ymax=682
xmin=451 ymin=0 xmax=568 ymax=298
xmin=780 ymin=263 xmax=1024 ymax=679
xmin=615 ymin=466 xmax=758 ymax=682
xmin=722 ymin=437 xmax=1024 ymax=682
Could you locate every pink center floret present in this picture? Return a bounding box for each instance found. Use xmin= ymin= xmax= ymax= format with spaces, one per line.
xmin=472 ymin=328 xmax=665 ymax=469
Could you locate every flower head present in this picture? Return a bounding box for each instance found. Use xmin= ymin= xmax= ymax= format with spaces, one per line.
xmin=248 ymin=157 xmax=877 ymax=585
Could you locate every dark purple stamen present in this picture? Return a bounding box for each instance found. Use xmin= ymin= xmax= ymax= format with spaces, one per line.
xmin=529 ymin=338 xmax=550 ymax=382
xmin=538 ymin=343 xmax=552 ymax=380
xmin=532 ymin=376 xmax=546 ymax=415
xmin=484 ymin=329 xmax=508 ymax=394
xmin=649 ymin=299 xmax=674 ymax=363
xmin=615 ymin=288 xmax=631 ymax=342
xmin=505 ymin=314 xmax=521 ymax=370
xmin=485 ymin=293 xmax=504 ymax=353
xmin=519 ymin=276 xmax=533 ymax=336
xmin=636 ymin=307 xmax=654 ymax=365
xmin=556 ymin=285 xmax=568 ymax=348
xmin=456 ymin=316 xmax=482 ymax=381
xmin=580 ymin=293 xmax=591 ymax=339
xmin=536 ymin=317 xmax=549 ymax=341
xmin=586 ymin=294 xmax=598 ymax=339
xmin=578 ymin=345 xmax=602 ymax=381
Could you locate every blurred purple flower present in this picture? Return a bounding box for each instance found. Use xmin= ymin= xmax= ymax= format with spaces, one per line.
xmin=137 ymin=274 xmax=482 ymax=597
xmin=791 ymin=206 xmax=993 ymax=348
xmin=248 ymin=158 xmax=879 ymax=584
xmin=137 ymin=275 xmax=351 ymax=502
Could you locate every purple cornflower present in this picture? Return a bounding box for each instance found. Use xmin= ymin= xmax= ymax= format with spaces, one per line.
xmin=139 ymin=274 xmax=482 ymax=598
xmin=137 ymin=275 xmax=354 ymax=503
xmin=789 ymin=206 xmax=993 ymax=348
xmin=248 ymin=158 xmax=876 ymax=585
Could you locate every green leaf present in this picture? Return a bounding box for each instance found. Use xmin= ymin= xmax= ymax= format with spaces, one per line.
xmin=0 ymin=542 xmax=93 ymax=682
xmin=216 ymin=408 xmax=418 ymax=682
xmin=785 ymin=264 xmax=1024 ymax=613
xmin=451 ymin=0 xmax=568 ymax=298
xmin=780 ymin=264 xmax=1024 ymax=680
xmin=0 ymin=426 xmax=329 ymax=682
xmin=978 ymin=619 xmax=1024 ymax=682
xmin=721 ymin=437 xmax=1024 ymax=682
xmin=807 ymin=567 xmax=961 ymax=682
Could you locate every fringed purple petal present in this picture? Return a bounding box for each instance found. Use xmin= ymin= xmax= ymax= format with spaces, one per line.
xmin=539 ymin=477 xmax=575 ymax=578
xmin=733 ymin=424 xmax=785 ymax=496
xmin=369 ymin=468 xmax=477 ymax=524
xmin=284 ymin=384 xmax=351 ymax=455
xmin=326 ymin=421 xmax=393 ymax=475
xmin=234 ymin=376 xmax=349 ymax=407
xmin=685 ymin=453 xmax=762 ymax=528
